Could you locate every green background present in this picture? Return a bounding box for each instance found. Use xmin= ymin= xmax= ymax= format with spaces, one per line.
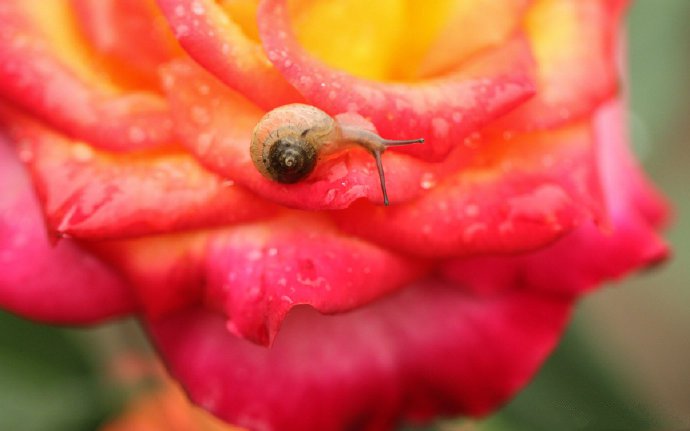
xmin=1 ymin=1 xmax=689 ymax=430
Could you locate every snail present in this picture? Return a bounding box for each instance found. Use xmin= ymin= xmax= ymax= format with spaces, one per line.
xmin=250 ymin=104 xmax=424 ymax=205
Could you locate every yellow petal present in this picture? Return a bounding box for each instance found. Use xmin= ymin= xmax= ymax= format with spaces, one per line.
xmin=288 ymin=0 xmax=407 ymax=80
xmin=411 ymin=0 xmax=529 ymax=79
xmin=219 ymin=0 xmax=261 ymax=41
xmin=20 ymin=0 xmax=115 ymax=90
xmin=101 ymin=381 xmax=245 ymax=431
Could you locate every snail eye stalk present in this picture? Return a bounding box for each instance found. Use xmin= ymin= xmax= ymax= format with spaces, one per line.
xmin=372 ymin=138 xmax=425 ymax=206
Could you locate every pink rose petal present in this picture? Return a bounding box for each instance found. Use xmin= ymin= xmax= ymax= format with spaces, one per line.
xmin=442 ymin=99 xmax=669 ymax=297
xmin=0 ymin=137 xmax=136 ymax=323
xmin=98 ymin=213 xmax=426 ymax=345
xmin=148 ymin=279 xmax=572 ymax=431
xmin=333 ymin=122 xmax=604 ymax=257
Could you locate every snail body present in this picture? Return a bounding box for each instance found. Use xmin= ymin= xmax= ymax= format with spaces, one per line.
xmin=250 ymin=103 xmax=423 ymax=205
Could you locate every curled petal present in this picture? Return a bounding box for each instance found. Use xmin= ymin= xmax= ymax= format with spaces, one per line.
xmin=491 ymin=0 xmax=626 ymax=132
xmin=442 ymin=99 xmax=669 ymax=298
xmin=155 ymin=0 xmax=304 ymax=109
xmin=258 ymin=0 xmax=537 ymax=161
xmin=334 ymin=122 xmax=604 ymax=257
xmin=71 ymin=0 xmax=180 ymax=87
xmin=1 ymin=108 xmax=277 ymax=239
xmin=163 ymin=59 xmax=476 ymax=209
xmin=0 ymin=1 xmax=173 ymax=151
xmin=202 ymin=215 xmax=427 ymax=345
xmin=149 ymin=280 xmax=572 ymax=431
xmin=98 ymin=214 xmax=426 ymax=345
xmin=411 ymin=0 xmax=532 ymax=78
xmin=0 ymin=138 xmax=136 ymax=323
xmin=442 ymin=217 xmax=667 ymax=300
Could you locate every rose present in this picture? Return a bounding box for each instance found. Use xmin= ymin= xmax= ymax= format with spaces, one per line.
xmin=0 ymin=0 xmax=668 ymax=430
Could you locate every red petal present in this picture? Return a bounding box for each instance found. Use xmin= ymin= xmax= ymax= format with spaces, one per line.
xmin=257 ymin=0 xmax=537 ymax=162
xmin=97 ymin=214 xmax=425 ymax=345
xmin=491 ymin=0 xmax=626 ymax=132
xmin=0 ymin=1 xmax=173 ymax=151
xmin=1 ymin=109 xmax=277 ymax=239
xmin=442 ymin=100 xmax=669 ymax=297
xmin=0 ymin=138 xmax=135 ymax=323
xmin=163 ymin=59 xmax=479 ymax=209
xmin=148 ymin=280 xmax=572 ymax=430
xmin=595 ymin=99 xmax=668 ymax=228
xmin=155 ymin=0 xmax=303 ymax=110
xmin=202 ymin=215 xmax=427 ymax=345
xmin=333 ymin=122 xmax=604 ymax=257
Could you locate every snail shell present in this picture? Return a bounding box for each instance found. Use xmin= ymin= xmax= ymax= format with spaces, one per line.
xmin=250 ymin=104 xmax=339 ymax=183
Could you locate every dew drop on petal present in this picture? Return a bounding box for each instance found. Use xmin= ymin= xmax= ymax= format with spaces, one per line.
xmin=420 ymin=172 xmax=437 ymax=190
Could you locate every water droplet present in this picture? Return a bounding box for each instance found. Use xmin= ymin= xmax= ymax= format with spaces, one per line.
xmin=247 ymin=250 xmax=262 ymax=261
xmin=324 ymin=189 xmax=337 ymax=203
xmin=191 ymin=1 xmax=204 ymax=15
xmin=420 ymin=172 xmax=437 ymax=190
xmin=464 ymin=204 xmax=479 ymax=217
xmin=431 ymin=118 xmax=449 ymax=138
xmin=198 ymin=84 xmax=210 ymax=95
xmin=191 ymin=106 xmax=210 ymax=125
xmin=175 ymin=24 xmax=190 ymax=37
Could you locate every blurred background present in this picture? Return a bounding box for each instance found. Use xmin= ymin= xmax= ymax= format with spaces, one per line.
xmin=1 ymin=1 xmax=688 ymax=430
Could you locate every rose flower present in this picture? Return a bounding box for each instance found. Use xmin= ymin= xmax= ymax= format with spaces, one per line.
xmin=0 ymin=0 xmax=668 ymax=430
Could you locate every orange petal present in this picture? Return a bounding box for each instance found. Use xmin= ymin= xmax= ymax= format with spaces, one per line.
xmin=492 ymin=0 xmax=626 ymax=131
xmin=333 ymin=122 xmax=605 ymax=257
xmin=70 ymin=0 xmax=181 ymax=88
xmin=155 ymin=0 xmax=304 ymax=109
xmin=412 ymin=0 xmax=532 ymax=79
xmin=101 ymin=381 xmax=244 ymax=431
xmin=0 ymin=1 xmax=174 ymax=151
xmin=1 ymin=107 xmax=277 ymax=239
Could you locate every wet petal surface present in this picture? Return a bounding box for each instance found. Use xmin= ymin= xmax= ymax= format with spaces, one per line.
xmin=0 ymin=137 xmax=136 ymax=323
xmin=156 ymin=0 xmax=304 ymax=110
xmin=149 ymin=279 xmax=573 ymax=431
xmin=258 ymin=0 xmax=537 ymax=162
xmin=0 ymin=1 xmax=174 ymax=151
xmin=98 ymin=214 xmax=425 ymax=345
xmin=1 ymin=109 xmax=277 ymax=239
